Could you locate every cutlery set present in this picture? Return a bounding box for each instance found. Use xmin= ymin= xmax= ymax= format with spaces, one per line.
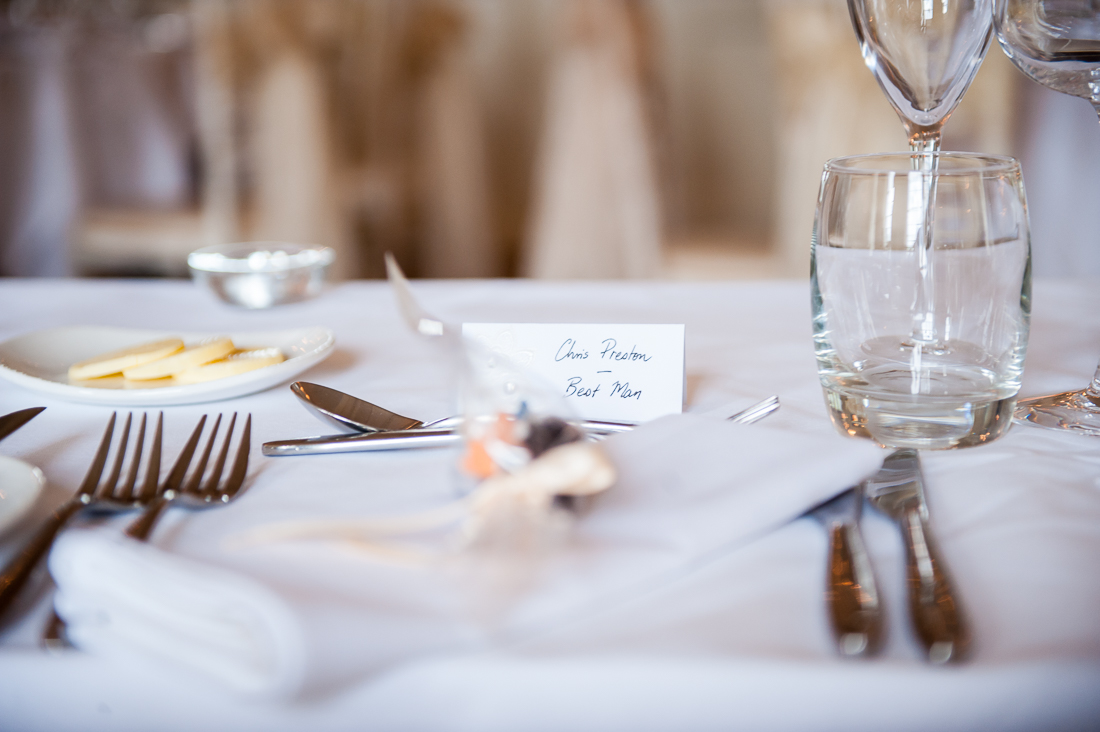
xmin=0 ymin=408 xmax=250 ymax=648
xmin=864 ymin=449 xmax=969 ymax=663
xmin=262 ymin=382 xmax=778 ymax=456
xmin=0 ymin=387 xmax=963 ymax=662
xmin=813 ymin=450 xmax=968 ymax=663
xmin=267 ymin=378 xmax=965 ymax=662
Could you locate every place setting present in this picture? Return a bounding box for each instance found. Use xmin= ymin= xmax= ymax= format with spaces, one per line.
xmin=0 ymin=2 xmax=1099 ymax=729
xmin=0 ymin=255 xmax=891 ymax=695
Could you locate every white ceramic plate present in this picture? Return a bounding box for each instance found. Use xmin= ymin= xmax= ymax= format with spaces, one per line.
xmin=0 ymin=326 xmax=335 ymax=406
xmin=0 ymin=456 xmax=45 ymax=538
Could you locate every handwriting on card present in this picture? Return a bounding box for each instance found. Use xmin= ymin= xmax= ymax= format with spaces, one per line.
xmin=461 ymin=323 xmax=685 ymax=423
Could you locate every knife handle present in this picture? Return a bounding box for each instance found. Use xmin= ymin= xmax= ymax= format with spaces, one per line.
xmin=901 ymin=507 xmax=970 ymax=663
xmin=826 ymin=521 xmax=883 ymax=657
xmin=0 ymin=500 xmax=82 ymax=620
xmin=262 ymin=429 xmax=462 ymax=456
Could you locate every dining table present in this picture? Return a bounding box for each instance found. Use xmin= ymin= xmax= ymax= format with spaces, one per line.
xmin=0 ymin=275 xmax=1097 ymax=732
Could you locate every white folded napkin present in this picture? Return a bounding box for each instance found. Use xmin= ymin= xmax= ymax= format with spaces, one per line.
xmin=49 ymin=413 xmax=885 ymax=698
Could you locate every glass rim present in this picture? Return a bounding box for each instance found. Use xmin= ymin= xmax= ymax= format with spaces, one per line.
xmin=824 ymin=151 xmax=1021 ymax=175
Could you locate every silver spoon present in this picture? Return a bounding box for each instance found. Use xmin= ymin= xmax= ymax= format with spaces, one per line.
xmin=292 ymin=382 xmax=426 ymax=434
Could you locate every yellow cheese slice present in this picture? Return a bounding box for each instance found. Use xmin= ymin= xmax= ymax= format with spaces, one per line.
xmin=172 ymin=348 xmax=285 ymax=385
xmin=123 ymin=338 xmax=235 ymax=381
xmin=69 ymin=338 xmax=185 ymax=380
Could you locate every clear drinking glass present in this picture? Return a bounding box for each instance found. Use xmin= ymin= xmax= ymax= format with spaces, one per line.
xmin=849 ymin=0 xmax=994 ymax=151
xmin=996 ymin=0 xmax=1100 ymax=436
xmin=812 ymin=153 xmax=1031 ymax=450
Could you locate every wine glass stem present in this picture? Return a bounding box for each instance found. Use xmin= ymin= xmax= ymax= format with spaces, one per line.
xmin=908 ymin=126 xmax=942 ymax=153
xmin=1088 ymin=105 xmax=1100 ymax=398
xmin=907 ymin=143 xmax=941 ymax=361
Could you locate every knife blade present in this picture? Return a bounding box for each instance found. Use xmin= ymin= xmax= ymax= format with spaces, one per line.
xmin=0 ymin=407 xmax=45 ymax=443
xmin=864 ymin=449 xmax=970 ymax=663
xmin=807 ymin=485 xmax=882 ymax=657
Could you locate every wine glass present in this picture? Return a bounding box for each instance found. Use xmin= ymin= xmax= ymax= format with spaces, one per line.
xmin=996 ymin=0 xmax=1100 ymax=436
xmin=849 ymin=0 xmax=995 ymax=152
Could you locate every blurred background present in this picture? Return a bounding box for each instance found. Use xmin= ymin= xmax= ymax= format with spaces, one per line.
xmin=0 ymin=0 xmax=1097 ymax=281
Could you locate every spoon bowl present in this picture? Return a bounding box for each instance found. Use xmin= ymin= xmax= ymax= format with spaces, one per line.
xmin=291 ymin=382 xmax=423 ymax=434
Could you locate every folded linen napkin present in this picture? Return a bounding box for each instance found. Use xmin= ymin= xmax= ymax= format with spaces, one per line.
xmin=49 ymin=413 xmax=885 ymax=698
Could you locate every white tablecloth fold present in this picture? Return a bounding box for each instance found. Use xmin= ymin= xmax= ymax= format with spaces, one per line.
xmin=49 ymin=413 xmax=885 ymax=698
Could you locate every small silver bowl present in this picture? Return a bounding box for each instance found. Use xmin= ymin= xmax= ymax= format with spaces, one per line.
xmin=187 ymin=242 xmax=335 ymax=309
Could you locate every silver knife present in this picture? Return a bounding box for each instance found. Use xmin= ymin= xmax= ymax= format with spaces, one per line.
xmin=864 ymin=449 xmax=970 ymax=663
xmin=807 ymin=485 xmax=882 ymax=657
xmin=0 ymin=407 xmax=45 ymax=443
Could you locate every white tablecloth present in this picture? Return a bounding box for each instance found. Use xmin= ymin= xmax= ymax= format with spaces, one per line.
xmin=0 ymin=277 xmax=1098 ymax=731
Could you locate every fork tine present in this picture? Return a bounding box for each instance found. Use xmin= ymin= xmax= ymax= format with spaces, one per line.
xmin=162 ymin=415 xmax=207 ymax=495
xmin=220 ymin=414 xmax=251 ymax=501
xmin=97 ymin=413 xmax=132 ymax=499
xmin=135 ymin=412 xmax=163 ymax=502
xmin=114 ymin=413 xmax=146 ymax=501
xmin=201 ymin=413 xmax=236 ymax=497
xmin=75 ymin=413 xmax=117 ymax=499
xmin=182 ymin=414 xmax=222 ymax=495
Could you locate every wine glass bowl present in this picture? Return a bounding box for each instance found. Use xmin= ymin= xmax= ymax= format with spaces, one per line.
xmin=996 ymin=0 xmax=1100 ymax=111
xmin=849 ymin=0 xmax=995 ymax=150
xmin=995 ymin=0 xmax=1100 ymax=436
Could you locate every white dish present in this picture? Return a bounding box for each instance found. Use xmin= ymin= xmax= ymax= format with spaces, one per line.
xmin=0 ymin=456 xmax=45 ymax=538
xmin=0 ymin=326 xmax=335 ymax=406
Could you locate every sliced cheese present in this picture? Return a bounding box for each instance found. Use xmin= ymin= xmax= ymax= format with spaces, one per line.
xmin=123 ymin=338 xmax=235 ymax=381
xmin=69 ymin=338 xmax=185 ymax=380
xmin=173 ymin=348 xmax=285 ymax=385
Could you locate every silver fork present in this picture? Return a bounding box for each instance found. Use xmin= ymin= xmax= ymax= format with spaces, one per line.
xmin=0 ymin=412 xmax=163 ymax=622
xmin=125 ymin=413 xmax=252 ymax=541
xmin=44 ymin=413 xmax=251 ymax=647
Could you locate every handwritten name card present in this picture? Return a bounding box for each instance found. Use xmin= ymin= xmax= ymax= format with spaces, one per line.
xmin=461 ymin=323 xmax=685 ymax=423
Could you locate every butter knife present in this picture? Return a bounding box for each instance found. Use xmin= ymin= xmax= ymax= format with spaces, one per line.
xmin=808 ymin=485 xmax=882 ymax=657
xmin=864 ymin=449 xmax=970 ymax=663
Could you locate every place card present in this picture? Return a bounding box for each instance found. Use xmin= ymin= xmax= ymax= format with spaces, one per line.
xmin=461 ymin=323 xmax=685 ymax=423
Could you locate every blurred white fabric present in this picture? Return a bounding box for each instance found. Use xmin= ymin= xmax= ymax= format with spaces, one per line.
xmin=0 ymin=27 xmax=78 ymax=277
xmin=413 ymin=6 xmax=499 ymax=279
xmin=250 ymin=49 xmax=354 ymax=279
xmin=0 ymin=16 xmax=195 ymax=277
xmin=523 ymin=0 xmax=663 ymax=279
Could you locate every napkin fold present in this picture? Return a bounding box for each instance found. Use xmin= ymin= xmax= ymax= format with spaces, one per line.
xmin=49 ymin=413 xmax=885 ymax=698
xmin=50 ymin=529 xmax=307 ymax=697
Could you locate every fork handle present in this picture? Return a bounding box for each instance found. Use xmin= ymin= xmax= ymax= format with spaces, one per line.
xmin=125 ymin=495 xmax=170 ymax=541
xmin=0 ymin=500 xmax=82 ymax=619
xmin=902 ymin=506 xmax=970 ymax=663
xmin=826 ymin=521 xmax=882 ymax=657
